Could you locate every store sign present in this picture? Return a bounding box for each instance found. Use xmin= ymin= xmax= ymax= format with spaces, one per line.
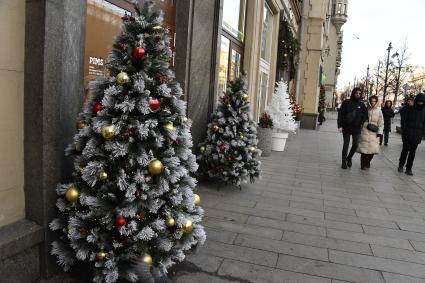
xmin=89 ymin=56 xmax=104 ymax=66
xmin=88 ymin=56 xmax=105 ymax=76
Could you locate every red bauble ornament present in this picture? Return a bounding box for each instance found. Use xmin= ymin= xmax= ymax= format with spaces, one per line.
xmin=134 ymin=47 xmax=145 ymax=58
xmin=157 ymin=74 xmax=167 ymax=84
xmin=93 ymin=102 xmax=104 ymax=113
xmin=120 ymin=42 xmax=126 ymax=50
xmin=219 ymin=145 xmax=225 ymax=152
xmin=115 ymin=217 xmax=126 ymax=226
xmin=124 ymin=128 xmax=132 ymax=138
xmin=227 ymin=156 xmax=232 ymax=161
xmin=149 ymin=99 xmax=160 ymax=111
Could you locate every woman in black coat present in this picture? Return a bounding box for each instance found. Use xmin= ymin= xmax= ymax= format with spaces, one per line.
xmin=380 ymin=100 xmax=395 ymax=146
xmin=398 ymin=93 xmax=425 ymax=175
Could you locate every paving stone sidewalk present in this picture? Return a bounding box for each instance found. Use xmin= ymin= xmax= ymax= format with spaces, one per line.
xmin=170 ymin=113 xmax=425 ymax=283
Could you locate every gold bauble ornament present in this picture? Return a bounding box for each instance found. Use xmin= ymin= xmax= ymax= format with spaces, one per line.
xmin=164 ymin=122 xmax=174 ymax=131
xmin=96 ymin=251 xmax=107 ymax=260
xmin=199 ymin=146 xmax=205 ymax=153
xmin=212 ymin=124 xmax=219 ymax=132
xmin=75 ymin=143 xmax=82 ymax=152
xmin=148 ymin=160 xmax=164 ymax=175
xmin=138 ymin=210 xmax=146 ymax=220
xmin=65 ymin=187 xmax=80 ymax=202
xmin=76 ymin=121 xmax=86 ymax=129
xmin=182 ymin=219 xmax=193 ymax=233
xmin=166 ymin=217 xmax=175 ymax=228
xmin=227 ymin=104 xmax=231 ymax=108
xmin=194 ymin=194 xmax=201 ymax=206
xmin=101 ymin=125 xmax=116 ymax=140
xmin=240 ymin=135 xmax=244 ymax=139
xmin=241 ymin=94 xmax=249 ymax=101
xmin=116 ymin=72 xmax=130 ymax=85
xmin=249 ymin=146 xmax=257 ymax=153
xmin=181 ymin=116 xmax=188 ymax=123
xmin=141 ymin=254 xmax=153 ymax=265
xmin=99 ymin=170 xmax=108 ymax=181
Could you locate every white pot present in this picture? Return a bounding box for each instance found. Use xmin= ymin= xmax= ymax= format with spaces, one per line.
xmin=272 ymin=132 xmax=289 ymax=151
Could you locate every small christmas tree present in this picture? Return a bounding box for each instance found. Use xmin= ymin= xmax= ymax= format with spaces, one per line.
xmin=258 ymin=112 xmax=273 ymax=129
xmin=49 ymin=2 xmax=205 ymax=282
xmin=318 ymin=85 xmax=326 ymax=125
xmin=267 ymin=81 xmax=297 ymax=132
xmin=197 ymin=75 xmax=261 ymax=186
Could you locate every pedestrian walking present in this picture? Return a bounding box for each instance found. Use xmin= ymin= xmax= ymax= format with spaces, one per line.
xmin=357 ymin=96 xmax=384 ymax=170
xmin=398 ymin=93 xmax=425 ymax=175
xmin=337 ymin=87 xmax=368 ymax=169
xmin=380 ymin=100 xmax=395 ymax=146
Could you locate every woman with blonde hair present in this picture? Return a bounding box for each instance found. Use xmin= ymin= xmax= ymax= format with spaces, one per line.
xmin=357 ymin=95 xmax=384 ymax=170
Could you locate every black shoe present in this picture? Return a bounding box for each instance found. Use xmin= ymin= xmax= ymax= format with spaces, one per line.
xmin=341 ymin=163 xmax=347 ymax=169
xmin=398 ymin=167 xmax=404 ymax=173
xmin=347 ymin=159 xmax=352 ymax=168
xmin=384 ymin=144 xmax=388 ymax=146
xmin=405 ymin=170 xmax=413 ymax=176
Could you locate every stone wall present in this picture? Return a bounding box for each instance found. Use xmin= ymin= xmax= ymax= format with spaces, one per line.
xmin=0 ymin=0 xmax=25 ymax=228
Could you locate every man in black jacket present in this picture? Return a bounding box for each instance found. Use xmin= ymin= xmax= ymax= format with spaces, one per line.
xmin=398 ymin=93 xmax=425 ymax=175
xmin=337 ymin=88 xmax=368 ymax=169
xmin=380 ymin=100 xmax=395 ymax=146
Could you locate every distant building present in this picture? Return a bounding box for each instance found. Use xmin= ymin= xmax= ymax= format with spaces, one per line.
xmin=296 ymin=0 xmax=347 ymax=129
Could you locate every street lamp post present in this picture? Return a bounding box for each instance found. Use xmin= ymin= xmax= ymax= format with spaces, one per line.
xmin=375 ymin=61 xmax=381 ymax=96
xmin=392 ymin=52 xmax=402 ymax=107
xmin=365 ymin=65 xmax=370 ymax=100
xmin=382 ymin=42 xmax=392 ymax=102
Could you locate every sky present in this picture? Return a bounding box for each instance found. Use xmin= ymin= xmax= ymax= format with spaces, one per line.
xmin=337 ymin=0 xmax=425 ymax=91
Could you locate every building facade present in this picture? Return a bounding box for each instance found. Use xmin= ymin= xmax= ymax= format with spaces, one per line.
xmin=0 ymin=0 xmax=302 ymax=281
xmin=296 ymin=0 xmax=347 ymax=129
xmin=322 ymin=0 xmax=347 ymax=109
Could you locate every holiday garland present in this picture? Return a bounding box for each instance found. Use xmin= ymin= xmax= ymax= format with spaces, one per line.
xmin=279 ymin=20 xmax=301 ymax=80
xmin=318 ymin=85 xmax=326 ymax=113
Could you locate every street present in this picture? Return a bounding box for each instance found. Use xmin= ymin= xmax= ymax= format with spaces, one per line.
xmin=171 ymin=114 xmax=425 ymax=283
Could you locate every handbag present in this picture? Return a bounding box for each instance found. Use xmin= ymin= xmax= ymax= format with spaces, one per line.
xmin=366 ymin=123 xmax=379 ymax=133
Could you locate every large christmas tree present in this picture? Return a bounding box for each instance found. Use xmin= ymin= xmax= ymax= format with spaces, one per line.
xmin=49 ymin=2 xmax=205 ymax=282
xmin=197 ymin=75 xmax=261 ymax=186
xmin=267 ymin=80 xmax=296 ymax=132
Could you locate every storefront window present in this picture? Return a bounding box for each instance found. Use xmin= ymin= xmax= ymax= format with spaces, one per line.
xmin=222 ymin=0 xmax=246 ymax=42
xmin=218 ymin=36 xmax=230 ymax=96
xmin=84 ymin=0 xmax=175 ymax=100
xmin=230 ymin=49 xmax=241 ymax=82
xmin=260 ymin=3 xmax=273 ymax=62
xmin=84 ymin=0 xmax=129 ymax=97
xmin=218 ymin=0 xmax=246 ymax=98
xmin=257 ymin=1 xmax=275 ymax=120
